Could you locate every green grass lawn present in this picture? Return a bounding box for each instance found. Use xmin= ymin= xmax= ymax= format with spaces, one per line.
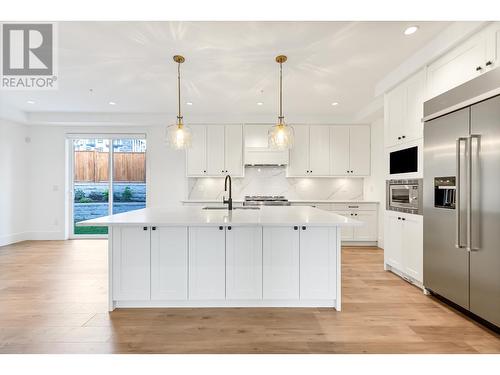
xmin=74 ymin=224 xmax=108 ymax=235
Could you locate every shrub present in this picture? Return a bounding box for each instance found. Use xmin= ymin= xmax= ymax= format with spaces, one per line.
xmin=78 ymin=197 xmax=93 ymax=203
xmin=122 ymin=186 xmax=133 ymax=202
xmin=103 ymin=189 xmax=109 ymax=202
xmin=74 ymin=189 xmax=86 ymax=202
xmin=88 ymin=191 xmax=104 ymax=202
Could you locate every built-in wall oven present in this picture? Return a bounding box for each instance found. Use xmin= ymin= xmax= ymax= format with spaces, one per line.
xmin=386 ymin=179 xmax=423 ymax=215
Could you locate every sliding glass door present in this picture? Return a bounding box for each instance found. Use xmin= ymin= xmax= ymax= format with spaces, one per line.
xmin=70 ymin=137 xmax=146 ymax=238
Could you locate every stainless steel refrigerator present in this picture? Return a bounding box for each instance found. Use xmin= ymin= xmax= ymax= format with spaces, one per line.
xmin=423 ymin=68 xmax=500 ymax=329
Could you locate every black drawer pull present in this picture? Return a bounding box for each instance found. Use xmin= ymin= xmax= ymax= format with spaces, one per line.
xmin=486 ymin=61 xmax=493 ymax=66
xmin=228 ymin=226 xmax=232 ymax=230
xmin=302 ymin=226 xmax=306 ymax=230
xmin=293 ymin=226 xmax=298 ymax=230
xmin=152 ymin=226 xmax=157 ymax=231
xmin=143 ymin=227 xmax=148 ymax=231
xmin=218 ymin=226 xmax=223 ymax=230
xmin=476 ymin=66 xmax=483 ymax=71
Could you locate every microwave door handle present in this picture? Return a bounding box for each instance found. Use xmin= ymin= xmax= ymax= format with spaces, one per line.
xmin=456 ymin=137 xmax=467 ymax=249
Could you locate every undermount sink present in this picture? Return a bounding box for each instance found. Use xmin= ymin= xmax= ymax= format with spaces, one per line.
xmin=202 ymin=206 xmax=260 ymax=210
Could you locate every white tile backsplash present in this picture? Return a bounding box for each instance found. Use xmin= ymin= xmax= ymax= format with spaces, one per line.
xmin=187 ymin=166 xmax=364 ymax=200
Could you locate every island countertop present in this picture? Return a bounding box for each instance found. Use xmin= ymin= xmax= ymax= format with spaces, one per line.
xmin=78 ymin=206 xmax=362 ymax=227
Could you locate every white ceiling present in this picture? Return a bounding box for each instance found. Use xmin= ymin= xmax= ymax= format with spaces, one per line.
xmin=1 ymin=21 xmax=454 ymax=124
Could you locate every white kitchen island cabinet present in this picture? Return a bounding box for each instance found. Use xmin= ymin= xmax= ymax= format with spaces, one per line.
xmin=79 ymin=206 xmax=360 ymax=311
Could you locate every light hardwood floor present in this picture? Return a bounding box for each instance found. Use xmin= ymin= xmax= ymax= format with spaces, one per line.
xmin=0 ymin=240 xmax=498 ymax=354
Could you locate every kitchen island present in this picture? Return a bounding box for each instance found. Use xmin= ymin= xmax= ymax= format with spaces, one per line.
xmin=79 ymin=206 xmax=361 ymax=311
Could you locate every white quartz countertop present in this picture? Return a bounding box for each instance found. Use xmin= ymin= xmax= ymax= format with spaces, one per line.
xmin=181 ymin=199 xmax=379 ymax=204
xmin=78 ymin=206 xmax=362 ymax=227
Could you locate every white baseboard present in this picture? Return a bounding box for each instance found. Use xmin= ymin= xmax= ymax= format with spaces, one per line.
xmin=28 ymin=231 xmax=65 ymax=241
xmin=0 ymin=231 xmax=66 ymax=247
xmin=0 ymin=232 xmax=29 ymax=247
xmin=113 ymin=299 xmax=338 ymax=310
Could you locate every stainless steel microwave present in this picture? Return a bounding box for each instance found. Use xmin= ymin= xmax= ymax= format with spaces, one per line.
xmin=386 ymin=179 xmax=423 ymax=215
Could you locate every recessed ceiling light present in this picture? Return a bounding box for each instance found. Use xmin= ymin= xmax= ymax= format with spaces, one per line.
xmin=404 ymin=26 xmax=419 ymax=36
xmin=26 ymin=100 xmax=35 ymax=104
xmin=257 ymin=102 xmax=264 ymax=106
xmin=331 ymin=102 xmax=339 ymax=106
xmin=186 ymin=102 xmax=193 ymax=106
xmin=109 ymin=101 xmax=116 ymax=105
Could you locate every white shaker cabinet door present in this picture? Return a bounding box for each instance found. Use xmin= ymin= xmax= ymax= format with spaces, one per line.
xmin=309 ymin=125 xmax=331 ymax=176
xmin=150 ymin=226 xmax=188 ymax=300
xmin=206 ymin=125 xmax=226 ymax=176
xmin=224 ymin=125 xmax=243 ymax=176
xmin=384 ymin=213 xmax=403 ymax=269
xmin=401 ymin=215 xmax=423 ymax=283
xmin=188 ymin=226 xmax=226 ymax=300
xmin=330 ymin=126 xmax=350 ymax=176
xmin=226 ymin=226 xmax=263 ymax=300
xmin=349 ymin=126 xmax=370 ymax=176
xmin=288 ymin=125 xmax=310 ymax=176
xmin=299 ymin=226 xmax=337 ymax=300
xmin=263 ymin=226 xmax=300 ymax=299
xmin=427 ymin=34 xmax=487 ymax=100
xmin=186 ymin=125 xmax=207 ymax=176
xmin=353 ymin=211 xmax=378 ymax=241
xmin=112 ymin=226 xmax=151 ymax=300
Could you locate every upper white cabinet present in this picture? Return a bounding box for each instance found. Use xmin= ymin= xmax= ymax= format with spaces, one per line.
xmin=112 ymin=226 xmax=151 ymax=301
xmin=331 ymin=125 xmax=370 ymax=176
xmin=187 ymin=125 xmax=243 ymax=177
xmin=244 ymin=124 xmax=289 ymax=165
xmin=288 ymin=125 xmax=331 ymax=176
xmin=426 ymin=23 xmax=500 ymax=100
xmin=288 ymin=125 xmax=370 ymax=177
xmin=385 ymin=69 xmax=426 ymax=148
xmin=427 ymin=34 xmax=487 ymax=100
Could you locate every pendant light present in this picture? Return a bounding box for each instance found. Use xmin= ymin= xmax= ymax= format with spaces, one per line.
xmin=166 ymin=55 xmax=192 ymax=150
xmin=268 ymin=55 xmax=294 ymax=150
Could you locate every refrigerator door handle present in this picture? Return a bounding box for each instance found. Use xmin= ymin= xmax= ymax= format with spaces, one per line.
xmin=456 ymin=137 xmax=468 ymax=249
xmin=467 ymin=134 xmax=481 ymax=252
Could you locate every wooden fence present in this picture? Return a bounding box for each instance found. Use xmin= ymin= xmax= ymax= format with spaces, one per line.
xmin=74 ymin=151 xmax=146 ymax=182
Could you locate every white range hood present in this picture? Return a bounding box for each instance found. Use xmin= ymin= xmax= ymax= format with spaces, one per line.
xmin=244 ymin=124 xmax=289 ymax=165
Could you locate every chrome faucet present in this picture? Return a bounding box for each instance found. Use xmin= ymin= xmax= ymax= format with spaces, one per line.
xmin=223 ymin=175 xmax=233 ymax=210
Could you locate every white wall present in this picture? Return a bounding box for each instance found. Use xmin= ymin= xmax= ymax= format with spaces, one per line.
xmin=24 ymin=124 xmax=186 ymax=241
xmin=363 ymin=117 xmax=385 ymax=248
xmin=0 ymin=119 xmax=29 ymax=246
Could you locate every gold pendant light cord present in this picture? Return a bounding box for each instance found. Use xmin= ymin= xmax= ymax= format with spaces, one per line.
xmin=177 ymin=61 xmax=182 ymax=125
xmin=279 ymin=61 xmax=283 ymax=122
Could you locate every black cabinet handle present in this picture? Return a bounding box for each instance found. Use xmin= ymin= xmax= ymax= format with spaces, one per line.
xmin=218 ymin=226 xmax=223 ymax=230
xmin=397 ymin=217 xmax=401 ymax=220
xmin=152 ymin=226 xmax=157 ymax=231
xmin=398 ymin=136 xmax=401 ymax=140
xmin=228 ymin=226 xmax=232 ymax=230
xmin=486 ymin=61 xmax=493 ymax=66
xmin=293 ymin=226 xmax=298 ymax=230
xmin=476 ymin=66 xmax=482 ymax=71
xmin=143 ymin=226 xmax=148 ymax=231
xmin=402 ymin=218 xmax=406 ymax=221
xmin=402 ymin=135 xmax=406 ymax=139
xmin=302 ymin=226 xmax=306 ymax=230
xmin=203 ymin=170 xmax=206 ymax=173
xmin=351 ymin=170 xmax=354 ymax=173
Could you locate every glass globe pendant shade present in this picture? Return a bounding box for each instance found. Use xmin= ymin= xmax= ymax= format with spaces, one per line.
xmin=268 ymin=122 xmax=294 ymax=150
xmin=166 ymin=122 xmax=192 ymax=150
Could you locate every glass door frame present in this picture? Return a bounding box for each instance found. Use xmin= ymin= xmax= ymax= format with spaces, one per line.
xmin=67 ymin=133 xmax=146 ymax=239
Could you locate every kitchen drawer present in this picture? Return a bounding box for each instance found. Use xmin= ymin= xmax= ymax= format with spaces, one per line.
xmin=331 ymin=203 xmax=378 ymax=211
